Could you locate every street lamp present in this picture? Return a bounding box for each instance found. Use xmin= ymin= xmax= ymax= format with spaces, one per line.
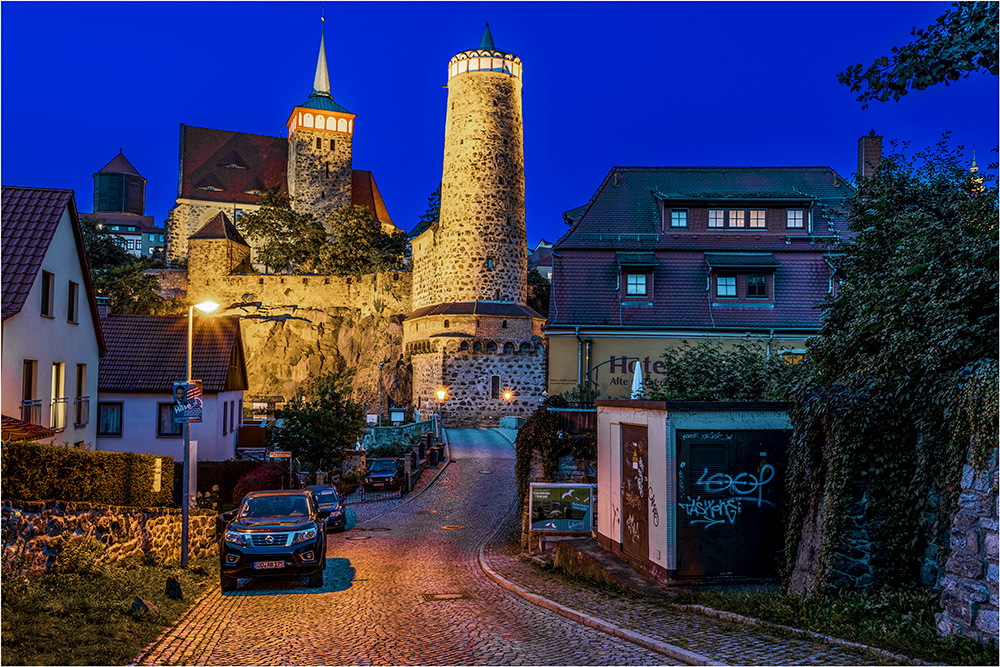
xmin=502 ymin=389 xmax=513 ymax=417
xmin=181 ymin=299 xmax=219 ymax=568
xmin=434 ymin=387 xmax=447 ymax=441
xmin=378 ymin=361 xmax=385 ymax=427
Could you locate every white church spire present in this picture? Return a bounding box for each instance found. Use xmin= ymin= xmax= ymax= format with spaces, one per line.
xmin=313 ymin=15 xmax=331 ymax=95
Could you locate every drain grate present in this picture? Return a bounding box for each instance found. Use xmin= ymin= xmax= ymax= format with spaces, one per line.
xmin=346 ymin=535 xmax=371 ymax=541
xmin=356 ymin=526 xmax=391 ymax=532
xmin=415 ymin=510 xmax=437 ymax=515
xmin=440 ymin=525 xmax=465 ymax=530
xmin=479 ymin=470 xmax=494 ymax=475
xmin=422 ymin=592 xmax=475 ymax=601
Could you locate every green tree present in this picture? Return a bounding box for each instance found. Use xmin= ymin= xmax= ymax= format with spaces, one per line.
xmin=645 ymin=338 xmax=806 ymax=402
xmin=80 ymin=215 xmax=135 ymax=271
xmin=526 ymin=269 xmax=550 ymax=318
xmin=784 ymin=138 xmax=998 ymax=590
xmin=92 ymin=260 xmax=176 ymax=315
xmin=409 ymin=184 xmax=441 ymax=237
xmin=236 ymin=188 xmax=326 ymax=273
xmin=318 ymin=204 xmax=407 ymax=277
xmin=271 ymin=370 xmax=366 ymax=472
xmin=839 ymin=2 xmax=998 ymax=108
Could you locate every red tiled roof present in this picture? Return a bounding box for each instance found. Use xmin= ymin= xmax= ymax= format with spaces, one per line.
xmin=189 ymin=211 xmax=250 ymax=246
xmin=1 ymin=187 xmax=106 ymax=353
xmin=351 ymin=170 xmax=395 ymax=228
xmin=178 ymin=125 xmax=289 ymax=204
xmin=98 ymin=314 xmax=247 ymax=393
xmin=1 ymin=414 xmax=57 ymax=443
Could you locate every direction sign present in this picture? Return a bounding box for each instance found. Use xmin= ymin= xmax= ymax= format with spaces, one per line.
xmin=269 ymin=451 xmax=292 ymax=459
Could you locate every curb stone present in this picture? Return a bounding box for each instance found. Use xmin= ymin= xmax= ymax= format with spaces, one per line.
xmin=477 ymin=497 xmax=723 ymax=666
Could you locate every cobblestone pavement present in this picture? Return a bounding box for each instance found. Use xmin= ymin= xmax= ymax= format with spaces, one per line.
xmin=136 ymin=430 xmax=678 ymax=666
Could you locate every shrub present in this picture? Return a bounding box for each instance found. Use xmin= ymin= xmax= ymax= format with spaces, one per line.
xmin=195 ymin=460 xmax=260 ymax=504
xmin=0 ymin=442 xmax=174 ymax=507
xmin=231 ymin=463 xmax=288 ymax=505
xmin=367 ymin=440 xmax=412 ymax=459
xmin=55 ymin=536 xmax=109 ymax=576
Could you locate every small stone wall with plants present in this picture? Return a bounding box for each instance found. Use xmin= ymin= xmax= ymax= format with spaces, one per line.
xmin=1 ymin=499 xmax=218 ymax=574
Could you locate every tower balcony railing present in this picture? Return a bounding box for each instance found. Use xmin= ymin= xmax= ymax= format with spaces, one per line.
xmin=50 ymin=397 xmax=68 ymax=432
xmin=20 ymin=399 xmax=42 ymax=425
xmin=74 ymin=396 xmax=91 ymax=427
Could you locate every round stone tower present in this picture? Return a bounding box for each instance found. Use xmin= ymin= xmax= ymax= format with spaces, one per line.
xmin=406 ymin=25 xmax=545 ymax=428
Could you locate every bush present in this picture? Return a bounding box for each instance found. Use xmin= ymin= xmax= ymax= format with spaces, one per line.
xmin=231 ymin=463 xmax=288 ymax=505
xmin=195 ymin=460 xmax=260 ymax=505
xmin=54 ymin=536 xmax=109 ymax=576
xmin=0 ymin=442 xmax=174 ymax=507
xmin=366 ymin=440 xmax=412 ymax=458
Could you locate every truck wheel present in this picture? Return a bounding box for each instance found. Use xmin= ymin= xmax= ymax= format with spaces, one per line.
xmin=308 ymin=570 xmax=323 ymax=588
xmin=220 ymin=573 xmax=238 ymax=592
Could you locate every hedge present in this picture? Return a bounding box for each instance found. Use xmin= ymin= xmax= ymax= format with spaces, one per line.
xmin=193 ymin=460 xmax=261 ymax=505
xmin=1 ymin=441 xmax=175 ymax=507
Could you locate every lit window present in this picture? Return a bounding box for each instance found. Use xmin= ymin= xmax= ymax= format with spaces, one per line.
xmin=747 ymin=274 xmax=767 ymax=298
xmin=716 ymin=275 xmax=736 ymax=297
xmin=670 ymin=210 xmax=688 ymax=228
xmin=708 ymin=210 xmax=725 ymax=228
xmin=625 ymin=273 xmax=647 ymax=296
xmin=728 ymin=210 xmax=745 ymax=228
xmin=787 ymin=209 xmax=805 ymax=229
xmin=749 ymin=210 xmax=766 ymax=228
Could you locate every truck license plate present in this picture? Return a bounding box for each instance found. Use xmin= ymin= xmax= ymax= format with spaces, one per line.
xmin=254 ymin=560 xmax=285 ymax=570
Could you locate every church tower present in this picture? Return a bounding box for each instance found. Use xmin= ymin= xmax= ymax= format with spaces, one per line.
xmin=406 ymin=25 xmax=545 ymax=427
xmin=286 ymin=18 xmax=355 ymax=227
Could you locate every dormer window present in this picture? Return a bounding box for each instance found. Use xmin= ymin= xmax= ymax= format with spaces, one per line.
xmin=670 ymin=209 xmax=688 ymax=228
xmin=198 ymin=185 xmax=223 ymax=192
xmin=787 ymin=209 xmax=805 ymax=229
xmin=625 ymin=273 xmax=647 ymax=296
xmin=716 ymin=275 xmax=737 ymax=297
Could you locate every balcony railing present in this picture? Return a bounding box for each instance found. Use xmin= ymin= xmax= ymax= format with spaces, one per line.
xmin=20 ymin=399 xmax=42 ymax=425
xmin=74 ymin=396 xmax=90 ymax=427
xmin=50 ymin=397 xmax=68 ymax=431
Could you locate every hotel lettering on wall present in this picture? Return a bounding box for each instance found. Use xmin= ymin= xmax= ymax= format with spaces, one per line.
xmin=675 ymin=429 xmax=789 ymax=579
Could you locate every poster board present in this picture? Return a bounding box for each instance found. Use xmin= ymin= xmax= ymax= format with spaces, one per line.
xmin=529 ymin=483 xmax=594 ymax=533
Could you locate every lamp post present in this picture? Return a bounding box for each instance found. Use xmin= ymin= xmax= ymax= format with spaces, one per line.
xmin=378 ymin=361 xmax=385 ymax=427
xmin=502 ymin=389 xmax=513 ymax=417
xmin=181 ymin=300 xmax=219 ymax=568
xmin=434 ymin=387 xmax=447 ymax=442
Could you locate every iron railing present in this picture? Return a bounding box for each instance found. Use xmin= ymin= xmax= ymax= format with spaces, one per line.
xmin=20 ymin=399 xmax=42 ymax=425
xmin=74 ymin=396 xmax=90 ymax=427
xmin=50 ymin=397 xmax=69 ymax=431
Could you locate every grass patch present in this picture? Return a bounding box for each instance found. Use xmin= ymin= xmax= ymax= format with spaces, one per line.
xmin=1 ymin=557 xmax=219 ymax=666
xmin=520 ymin=553 xmax=640 ymax=599
xmin=663 ymin=587 xmax=994 ymax=666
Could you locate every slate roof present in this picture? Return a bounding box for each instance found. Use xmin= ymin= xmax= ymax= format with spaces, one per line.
xmin=704 ymin=253 xmax=780 ymax=269
xmin=1 ymin=187 xmax=106 ymax=352
xmin=95 ymin=152 xmax=144 ymax=178
xmin=178 ymin=125 xmax=289 ymax=204
xmin=1 ymin=415 xmax=57 ymax=443
xmin=407 ymin=301 xmax=544 ymax=321
xmin=98 ymin=314 xmax=247 ymax=393
xmin=189 ymin=211 xmax=250 ymax=246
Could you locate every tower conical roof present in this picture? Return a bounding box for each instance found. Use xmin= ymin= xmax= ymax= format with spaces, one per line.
xmin=479 ymin=23 xmax=495 ymax=50
xmin=95 ymin=151 xmax=144 ymax=179
xmin=297 ymin=18 xmax=351 ymax=114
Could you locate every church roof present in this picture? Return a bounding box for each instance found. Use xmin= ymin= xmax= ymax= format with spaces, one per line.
xmin=479 ymin=23 xmax=495 ymax=50
xmin=189 ymin=211 xmax=249 ymax=246
xmin=351 ymin=170 xmax=395 ymax=228
xmin=296 ymin=21 xmax=352 ymax=114
xmin=178 ymin=125 xmax=288 ymax=204
xmin=297 ymin=92 xmax=352 ymax=114
xmin=95 ymin=151 xmax=144 ymax=178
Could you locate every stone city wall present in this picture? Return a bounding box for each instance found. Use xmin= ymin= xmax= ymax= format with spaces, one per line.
xmin=440 ymin=345 xmax=546 ymax=427
xmin=1 ymin=499 xmax=218 ymax=572
xmin=936 ymin=447 xmax=999 ymax=646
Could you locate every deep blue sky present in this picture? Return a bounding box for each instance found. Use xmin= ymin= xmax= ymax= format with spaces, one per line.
xmin=2 ymin=2 xmax=997 ymax=248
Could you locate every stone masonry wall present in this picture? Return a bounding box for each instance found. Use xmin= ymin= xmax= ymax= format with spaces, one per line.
xmin=188 ymin=237 xmax=251 ymax=286
xmin=936 ymin=447 xmax=999 ymax=646
xmin=166 ymin=200 xmax=257 ymax=263
xmin=288 ymin=128 xmax=352 ymax=228
xmin=187 ymin=269 xmax=412 ymax=411
xmin=415 ymin=70 xmax=527 ymax=309
xmin=439 ymin=344 xmax=546 ymax=428
xmin=1 ymin=499 xmax=218 ymax=572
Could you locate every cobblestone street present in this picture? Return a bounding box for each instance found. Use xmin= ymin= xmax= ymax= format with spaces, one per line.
xmin=136 ymin=430 xmax=678 ymax=666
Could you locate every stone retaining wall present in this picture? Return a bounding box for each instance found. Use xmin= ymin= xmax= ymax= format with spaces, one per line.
xmin=1 ymin=499 xmax=218 ymax=573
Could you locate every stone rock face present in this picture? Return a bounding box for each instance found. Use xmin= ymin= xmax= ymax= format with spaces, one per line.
xmin=1 ymin=499 xmax=219 ymax=572
xmin=936 ymin=448 xmax=999 ymax=646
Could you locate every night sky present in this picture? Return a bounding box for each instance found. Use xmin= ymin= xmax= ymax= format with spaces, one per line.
xmin=2 ymin=1 xmax=996 ymax=248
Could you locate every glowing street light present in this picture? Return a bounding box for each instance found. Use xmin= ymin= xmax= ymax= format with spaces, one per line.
xmin=502 ymin=389 xmax=513 ymax=417
xmin=181 ymin=299 xmax=219 ymax=568
xmin=434 ymin=387 xmax=447 ymax=442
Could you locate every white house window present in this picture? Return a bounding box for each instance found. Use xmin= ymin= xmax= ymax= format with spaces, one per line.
xmin=67 ymin=281 xmax=79 ymax=323
xmin=708 ymin=210 xmax=725 ymax=228
xmin=749 ymin=210 xmax=767 ymax=228
xmin=157 ymin=403 xmax=182 ymax=437
xmin=716 ymin=275 xmax=737 ymax=297
xmin=97 ymin=402 xmax=122 ymax=436
xmin=728 ymin=210 xmax=745 ymax=228
xmin=625 ymin=273 xmax=647 ymax=296
xmin=787 ymin=209 xmax=805 ymax=229
xmin=41 ymin=270 xmax=54 ymax=317
xmin=670 ymin=209 xmax=688 ymax=228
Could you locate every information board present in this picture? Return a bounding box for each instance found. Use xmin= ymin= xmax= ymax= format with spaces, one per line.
xmin=529 ymin=483 xmax=594 ymax=533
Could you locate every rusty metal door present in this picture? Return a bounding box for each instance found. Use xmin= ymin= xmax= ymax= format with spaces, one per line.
xmin=620 ymin=423 xmax=648 ymax=561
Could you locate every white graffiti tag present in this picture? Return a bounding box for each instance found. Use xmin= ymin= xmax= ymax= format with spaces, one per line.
xmin=697 ymin=463 xmax=775 ymax=507
xmin=625 ymin=514 xmax=640 ymax=543
xmin=678 ymin=496 xmax=740 ymax=528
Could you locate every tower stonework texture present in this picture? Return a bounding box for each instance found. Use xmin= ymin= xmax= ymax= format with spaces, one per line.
xmin=406 ymin=25 xmax=545 ymax=427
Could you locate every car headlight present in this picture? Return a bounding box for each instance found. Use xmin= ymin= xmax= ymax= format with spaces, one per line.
xmin=291 ymin=527 xmax=318 ymax=544
xmin=225 ymin=530 xmax=249 ymax=546
xmin=331 ymin=509 xmax=343 ymax=517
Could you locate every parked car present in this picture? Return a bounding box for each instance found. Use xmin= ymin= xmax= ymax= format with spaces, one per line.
xmin=364 ymin=458 xmax=404 ymax=492
xmin=304 ymin=484 xmax=346 ymax=532
xmin=219 ymin=490 xmax=328 ymax=591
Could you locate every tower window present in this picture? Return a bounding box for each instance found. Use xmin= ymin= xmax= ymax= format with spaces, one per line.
xmin=316 ymin=137 xmax=322 ymax=149
xmin=325 ymin=162 xmax=329 ymax=178
xmin=443 ymin=320 xmax=450 ymax=328
xmin=502 ymin=320 xmax=508 ymax=329
xmin=330 ymin=139 xmax=336 ymax=151
xmin=491 ymin=375 xmax=500 ymax=398
xmin=321 ymin=191 xmax=325 ymax=199
xmin=486 ymin=257 xmax=494 ymax=269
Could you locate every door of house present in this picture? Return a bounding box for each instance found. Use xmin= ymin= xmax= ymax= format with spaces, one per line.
xmin=676 ymin=429 xmax=789 ymax=579
xmin=620 ymin=423 xmax=649 ymax=562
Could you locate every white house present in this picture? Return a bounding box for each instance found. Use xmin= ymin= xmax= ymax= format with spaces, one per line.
xmin=96 ymin=313 xmax=248 ymax=461
xmin=1 ymin=187 xmax=105 ymax=447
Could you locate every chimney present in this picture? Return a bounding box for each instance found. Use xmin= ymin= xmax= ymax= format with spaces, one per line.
xmin=96 ymin=296 xmax=109 ymax=319
xmin=858 ymin=130 xmax=882 ymax=178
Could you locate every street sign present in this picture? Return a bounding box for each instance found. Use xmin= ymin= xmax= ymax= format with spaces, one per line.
xmin=269 ymin=451 xmax=291 ymax=459
xmin=173 ymin=381 xmax=203 ymax=423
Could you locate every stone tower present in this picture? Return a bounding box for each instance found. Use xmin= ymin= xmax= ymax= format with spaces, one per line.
xmin=286 ymin=19 xmax=355 ymax=228
xmin=406 ymin=25 xmax=545 ymax=427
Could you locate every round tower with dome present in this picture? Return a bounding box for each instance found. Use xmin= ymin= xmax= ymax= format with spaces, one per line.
xmin=406 ymin=25 xmax=545 ymax=427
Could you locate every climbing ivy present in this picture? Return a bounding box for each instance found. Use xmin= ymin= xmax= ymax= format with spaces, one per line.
xmin=783 ymin=138 xmax=998 ymax=592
